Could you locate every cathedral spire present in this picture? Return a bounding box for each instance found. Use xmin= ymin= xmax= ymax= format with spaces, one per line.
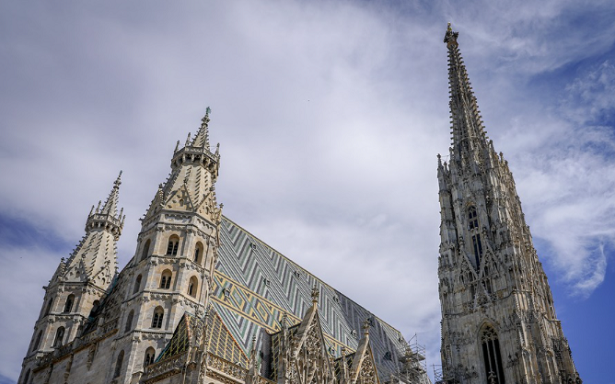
xmin=99 ymin=171 xmax=122 ymax=217
xmin=142 ymin=109 xmax=222 ymax=223
xmin=87 ymin=171 xmax=125 ymax=240
xmin=437 ymin=26 xmax=582 ymax=384
xmin=190 ymin=107 xmax=211 ymax=148
xmin=57 ymin=173 xmax=124 ymax=286
xmin=445 ymin=23 xmax=488 ymax=163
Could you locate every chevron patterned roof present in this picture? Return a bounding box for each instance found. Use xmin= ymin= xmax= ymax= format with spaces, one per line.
xmin=213 ymin=216 xmax=409 ymax=380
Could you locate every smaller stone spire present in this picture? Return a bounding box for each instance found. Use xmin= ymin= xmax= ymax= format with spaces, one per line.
xmin=99 ymin=171 xmax=122 ymax=217
xmin=311 ymin=285 xmax=320 ymax=306
xmin=191 ymin=107 xmax=211 ymax=148
xmin=86 ymin=171 xmax=125 ymax=240
xmin=362 ymin=319 xmax=370 ymax=336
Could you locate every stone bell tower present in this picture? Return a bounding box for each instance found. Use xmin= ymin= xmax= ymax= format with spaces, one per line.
xmin=436 ymin=25 xmax=581 ymax=384
xmin=109 ymin=109 xmax=223 ymax=383
xmin=19 ymin=172 xmax=124 ymax=384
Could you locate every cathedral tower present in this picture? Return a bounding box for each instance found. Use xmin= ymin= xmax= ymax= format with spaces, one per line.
xmin=109 ymin=109 xmax=223 ymax=382
xmin=20 ymin=173 xmax=124 ymax=384
xmin=437 ymin=25 xmax=581 ymax=384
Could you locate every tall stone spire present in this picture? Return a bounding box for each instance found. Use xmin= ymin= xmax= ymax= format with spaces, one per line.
xmin=143 ymin=108 xmax=221 ymax=222
xmin=437 ymin=25 xmax=581 ymax=384
xmin=444 ymin=23 xmax=489 ymax=165
xmin=21 ymin=173 xmax=125 ymax=368
xmin=61 ymin=172 xmax=124 ymax=285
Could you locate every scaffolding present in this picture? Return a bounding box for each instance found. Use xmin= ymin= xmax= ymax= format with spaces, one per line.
xmin=432 ymin=364 xmax=444 ymax=384
xmin=392 ymin=333 xmax=427 ymax=384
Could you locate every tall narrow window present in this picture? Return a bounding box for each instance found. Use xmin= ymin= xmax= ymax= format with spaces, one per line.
xmin=472 ymin=234 xmax=483 ymax=267
xmin=166 ymin=236 xmax=179 ymax=256
xmin=53 ymin=327 xmax=65 ymax=348
xmin=141 ymin=239 xmax=151 ymax=261
xmin=160 ymin=270 xmax=172 ymax=289
xmin=134 ymin=275 xmax=142 ymax=294
xmin=44 ymin=298 xmax=53 ymax=316
xmin=125 ymin=310 xmax=134 ymax=333
xmin=32 ymin=331 xmax=42 ymax=352
xmin=188 ymin=276 xmax=198 ymax=297
xmin=481 ymin=326 xmax=505 ymax=384
xmin=194 ymin=242 xmax=203 ymax=264
xmin=22 ymin=370 xmax=30 ymax=384
xmin=144 ymin=347 xmax=156 ymax=367
xmin=151 ymin=307 xmax=164 ymax=328
xmin=114 ymin=350 xmax=124 ymax=378
xmin=63 ymin=294 xmax=75 ymax=313
xmin=468 ymin=206 xmax=479 ymax=230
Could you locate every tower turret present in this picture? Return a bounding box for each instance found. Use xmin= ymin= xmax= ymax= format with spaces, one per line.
xmin=19 ymin=173 xmax=124 ymax=384
xmin=437 ymin=25 xmax=581 ymax=384
xmin=106 ymin=110 xmax=223 ymax=383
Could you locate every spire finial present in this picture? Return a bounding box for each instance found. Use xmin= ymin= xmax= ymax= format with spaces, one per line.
xmin=99 ymin=172 xmax=122 ymax=217
xmin=201 ymin=107 xmax=211 ymax=127
xmin=444 ymin=23 xmax=459 ymax=48
xmin=187 ymin=107 xmax=211 ymax=148
xmin=311 ymin=285 xmax=319 ymax=305
xmin=362 ymin=319 xmax=370 ymax=335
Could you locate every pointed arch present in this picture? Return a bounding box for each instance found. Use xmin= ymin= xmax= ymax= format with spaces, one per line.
xmin=151 ymin=306 xmax=164 ymax=329
xmin=22 ymin=369 xmax=30 ymax=384
xmin=468 ymin=205 xmax=479 ymax=230
xmin=32 ymin=330 xmax=43 ymax=351
xmin=63 ymin=294 xmax=75 ymax=313
xmin=188 ymin=276 xmax=198 ymax=297
xmin=194 ymin=241 xmax=204 ymax=264
xmin=133 ymin=274 xmax=142 ymax=294
xmin=480 ymin=324 xmax=505 ymax=383
xmin=160 ymin=270 xmax=172 ymax=289
xmin=125 ymin=310 xmax=134 ymax=333
xmin=114 ymin=350 xmax=124 ymax=378
xmin=44 ymin=298 xmax=53 ymax=316
xmin=144 ymin=347 xmax=156 ymax=367
xmin=53 ymin=326 xmax=65 ymax=348
xmin=141 ymin=239 xmax=151 ymax=261
xmin=166 ymin=235 xmax=180 ymax=256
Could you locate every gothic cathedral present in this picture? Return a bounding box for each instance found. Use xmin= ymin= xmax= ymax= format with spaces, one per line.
xmin=18 ymin=25 xmax=580 ymax=384
xmin=436 ymin=26 xmax=581 ymax=384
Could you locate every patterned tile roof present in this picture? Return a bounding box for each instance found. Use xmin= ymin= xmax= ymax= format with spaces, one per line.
xmin=212 ymin=216 xmax=409 ymax=380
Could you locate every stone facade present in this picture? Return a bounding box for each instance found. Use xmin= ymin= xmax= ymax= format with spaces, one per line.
xmin=19 ymin=108 xmax=429 ymax=384
xmin=436 ymin=25 xmax=581 ymax=384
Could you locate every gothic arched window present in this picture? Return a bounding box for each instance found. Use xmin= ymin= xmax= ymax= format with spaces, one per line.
xmin=166 ymin=235 xmax=179 ymax=256
xmin=32 ymin=331 xmax=42 ymax=352
xmin=151 ymin=307 xmax=164 ymax=329
xmin=63 ymin=294 xmax=75 ymax=313
xmin=44 ymin=298 xmax=53 ymax=316
xmin=160 ymin=270 xmax=172 ymax=289
xmin=22 ymin=369 xmax=30 ymax=384
xmin=472 ymin=234 xmax=483 ymax=267
xmin=194 ymin=242 xmax=203 ymax=264
xmin=133 ymin=275 xmax=142 ymax=294
xmin=144 ymin=347 xmax=156 ymax=367
xmin=481 ymin=326 xmax=505 ymax=383
xmin=125 ymin=310 xmax=134 ymax=333
xmin=53 ymin=326 xmax=65 ymax=348
xmin=141 ymin=239 xmax=151 ymax=261
xmin=114 ymin=350 xmax=124 ymax=378
xmin=468 ymin=206 xmax=479 ymax=230
xmin=188 ymin=276 xmax=198 ymax=297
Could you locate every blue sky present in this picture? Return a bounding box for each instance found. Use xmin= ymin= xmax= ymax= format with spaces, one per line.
xmin=1 ymin=1 xmax=614 ymax=383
